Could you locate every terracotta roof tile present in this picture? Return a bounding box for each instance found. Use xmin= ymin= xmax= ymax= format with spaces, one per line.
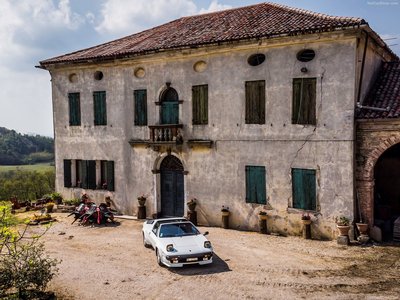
xmin=40 ymin=2 xmax=366 ymax=66
xmin=356 ymin=61 xmax=400 ymax=119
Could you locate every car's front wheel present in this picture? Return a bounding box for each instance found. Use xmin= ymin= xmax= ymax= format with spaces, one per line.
xmin=156 ymin=249 xmax=163 ymax=266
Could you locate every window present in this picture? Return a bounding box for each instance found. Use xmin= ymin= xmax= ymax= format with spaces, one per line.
xmin=245 ymin=166 xmax=266 ymax=204
xmin=192 ymin=85 xmax=208 ymax=125
xmin=247 ymin=53 xmax=265 ymax=66
xmin=93 ymin=91 xmax=107 ymax=125
xmin=296 ymin=49 xmax=315 ymax=62
xmin=101 ymin=160 xmax=115 ymax=191
xmin=76 ymin=160 xmax=96 ymax=189
xmin=292 ymin=78 xmax=316 ymax=125
xmin=292 ymin=168 xmax=316 ymax=211
xmin=63 ymin=159 xmax=72 ymax=187
xmin=68 ymin=93 xmax=81 ymax=126
xmin=134 ymin=89 xmax=147 ymax=126
xmin=245 ymin=80 xmax=265 ymax=124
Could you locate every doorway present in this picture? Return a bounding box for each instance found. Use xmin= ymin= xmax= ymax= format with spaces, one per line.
xmin=374 ymin=143 xmax=400 ymax=241
xmin=160 ymin=155 xmax=184 ymax=217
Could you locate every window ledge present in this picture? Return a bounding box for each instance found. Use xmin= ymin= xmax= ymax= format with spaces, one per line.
xmin=287 ymin=207 xmax=318 ymax=214
xmin=187 ymin=139 xmax=213 ymax=148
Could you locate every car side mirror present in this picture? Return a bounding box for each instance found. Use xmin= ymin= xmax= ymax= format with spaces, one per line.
xmin=204 ymin=231 xmax=209 ymax=236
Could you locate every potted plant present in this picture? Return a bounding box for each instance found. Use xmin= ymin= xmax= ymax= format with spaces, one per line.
xmin=137 ymin=195 xmax=147 ymax=207
xmin=221 ymin=206 xmax=230 ymax=229
xmin=356 ymin=217 xmax=368 ymax=236
xmin=335 ymin=216 xmax=350 ymax=236
xmin=221 ymin=205 xmax=230 ymax=216
xmin=301 ymin=212 xmax=312 ymax=225
xmin=259 ymin=210 xmax=267 ymax=220
xmin=46 ymin=202 xmax=55 ymax=213
xmin=187 ymin=198 xmax=197 ymax=212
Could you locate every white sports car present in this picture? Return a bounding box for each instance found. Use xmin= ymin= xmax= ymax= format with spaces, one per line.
xmin=142 ymin=218 xmax=213 ymax=267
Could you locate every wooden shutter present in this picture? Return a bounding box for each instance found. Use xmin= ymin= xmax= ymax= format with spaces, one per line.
xmin=246 ymin=166 xmax=266 ymax=204
xmin=292 ymin=78 xmax=316 ymax=125
xmin=87 ymin=160 xmax=97 ymax=189
xmin=134 ymin=90 xmax=147 ymax=126
xmin=304 ymin=78 xmax=316 ymax=125
xmin=292 ymin=168 xmax=316 ymax=210
xmin=63 ymin=159 xmax=72 ymax=187
xmin=106 ymin=161 xmax=115 ymax=191
xmin=192 ymin=85 xmax=208 ymax=125
xmin=94 ymin=91 xmax=107 ymax=125
xmin=77 ymin=160 xmax=87 ymax=188
xmin=68 ymin=93 xmax=81 ymax=126
xmin=245 ymin=81 xmax=265 ymax=124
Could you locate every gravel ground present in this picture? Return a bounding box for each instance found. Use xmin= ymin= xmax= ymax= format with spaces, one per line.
xmin=31 ymin=213 xmax=400 ymax=300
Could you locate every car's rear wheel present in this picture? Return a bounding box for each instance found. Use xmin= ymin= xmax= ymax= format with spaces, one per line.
xmin=156 ymin=249 xmax=163 ymax=266
xmin=142 ymin=233 xmax=151 ymax=248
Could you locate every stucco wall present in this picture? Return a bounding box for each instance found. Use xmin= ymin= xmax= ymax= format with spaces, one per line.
xmin=50 ymin=33 xmax=358 ymax=239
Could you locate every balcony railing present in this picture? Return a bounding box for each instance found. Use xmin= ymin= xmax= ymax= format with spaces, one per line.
xmin=148 ymin=124 xmax=183 ymax=143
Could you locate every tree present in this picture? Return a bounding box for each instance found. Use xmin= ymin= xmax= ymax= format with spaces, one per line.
xmin=0 ymin=203 xmax=59 ymax=298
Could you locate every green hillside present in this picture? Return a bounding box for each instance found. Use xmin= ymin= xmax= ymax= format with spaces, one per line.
xmin=0 ymin=127 xmax=54 ymax=165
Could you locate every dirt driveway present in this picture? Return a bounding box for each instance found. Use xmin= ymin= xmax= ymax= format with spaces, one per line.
xmin=39 ymin=213 xmax=400 ymax=300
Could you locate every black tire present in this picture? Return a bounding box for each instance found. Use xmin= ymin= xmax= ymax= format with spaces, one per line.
xmin=142 ymin=233 xmax=151 ymax=248
xmin=156 ymin=249 xmax=163 ymax=266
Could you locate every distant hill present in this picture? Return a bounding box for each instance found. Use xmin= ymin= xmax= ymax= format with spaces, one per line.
xmin=0 ymin=127 xmax=54 ymax=165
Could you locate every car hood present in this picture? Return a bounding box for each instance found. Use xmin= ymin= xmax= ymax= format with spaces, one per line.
xmin=159 ymin=235 xmax=210 ymax=252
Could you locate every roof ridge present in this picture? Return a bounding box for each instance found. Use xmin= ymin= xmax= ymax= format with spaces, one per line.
xmin=266 ymin=2 xmax=365 ymax=22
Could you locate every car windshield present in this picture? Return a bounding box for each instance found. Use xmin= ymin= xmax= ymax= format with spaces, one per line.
xmin=158 ymin=223 xmax=199 ymax=238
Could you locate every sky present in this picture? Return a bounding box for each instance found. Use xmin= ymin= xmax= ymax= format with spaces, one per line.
xmin=0 ymin=0 xmax=399 ymax=137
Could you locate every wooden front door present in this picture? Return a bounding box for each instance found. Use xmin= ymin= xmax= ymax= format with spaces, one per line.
xmin=160 ymin=155 xmax=184 ymax=217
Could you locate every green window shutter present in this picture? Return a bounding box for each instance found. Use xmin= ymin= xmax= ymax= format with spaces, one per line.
xmin=134 ymin=90 xmax=147 ymax=126
xmin=304 ymin=78 xmax=316 ymax=125
xmin=87 ymin=160 xmax=97 ymax=190
xmin=94 ymin=91 xmax=107 ymax=125
xmin=63 ymin=159 xmax=72 ymax=187
xmin=106 ymin=161 xmax=115 ymax=191
xmin=245 ymin=81 xmax=265 ymax=124
xmin=292 ymin=78 xmax=316 ymax=125
xmin=292 ymin=168 xmax=316 ymax=210
xmin=192 ymin=85 xmax=208 ymax=125
xmin=246 ymin=166 xmax=266 ymax=204
xmin=68 ymin=93 xmax=81 ymax=126
xmin=76 ymin=160 xmax=87 ymax=188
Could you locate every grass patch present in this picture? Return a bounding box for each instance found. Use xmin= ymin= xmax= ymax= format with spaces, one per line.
xmin=0 ymin=163 xmax=54 ymax=173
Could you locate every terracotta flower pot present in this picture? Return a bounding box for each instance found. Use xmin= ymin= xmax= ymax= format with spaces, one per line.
xmin=259 ymin=214 xmax=267 ymax=220
xmin=356 ymin=223 xmax=368 ymax=235
xmin=337 ymin=225 xmax=350 ymax=236
xmin=221 ymin=210 xmax=230 ymax=217
xmin=302 ymin=219 xmax=312 ymax=225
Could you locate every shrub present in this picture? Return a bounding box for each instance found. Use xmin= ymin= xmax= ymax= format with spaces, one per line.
xmin=0 ymin=203 xmax=60 ymax=298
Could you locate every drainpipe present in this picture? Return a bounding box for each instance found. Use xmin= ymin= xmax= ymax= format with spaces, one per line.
xmin=354 ymin=32 xmax=369 ymax=238
xmin=357 ymin=32 xmax=369 ymax=105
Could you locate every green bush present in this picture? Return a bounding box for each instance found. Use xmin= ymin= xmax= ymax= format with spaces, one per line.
xmin=0 ymin=203 xmax=60 ymax=298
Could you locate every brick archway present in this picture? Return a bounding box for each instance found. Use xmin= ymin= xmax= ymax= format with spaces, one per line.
xmin=357 ymin=132 xmax=400 ymax=226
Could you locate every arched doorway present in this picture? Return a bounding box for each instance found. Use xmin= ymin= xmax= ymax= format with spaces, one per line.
xmin=160 ymin=155 xmax=184 ymax=217
xmin=160 ymin=86 xmax=179 ymax=124
xmin=374 ymin=144 xmax=400 ymax=241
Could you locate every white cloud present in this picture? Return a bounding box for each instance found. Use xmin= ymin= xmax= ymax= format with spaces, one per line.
xmin=95 ymin=0 xmax=197 ymax=35
xmin=95 ymin=0 xmax=232 ymax=36
xmin=199 ymin=0 xmax=232 ymax=14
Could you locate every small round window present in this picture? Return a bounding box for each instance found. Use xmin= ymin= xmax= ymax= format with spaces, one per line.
xmin=296 ymin=49 xmax=315 ymax=62
xmin=247 ymin=53 xmax=265 ymax=66
xmin=94 ymin=71 xmax=104 ymax=80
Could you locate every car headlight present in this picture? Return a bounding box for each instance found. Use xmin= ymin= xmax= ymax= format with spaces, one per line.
xmin=204 ymin=241 xmax=212 ymax=248
xmin=166 ymin=244 xmax=174 ymax=252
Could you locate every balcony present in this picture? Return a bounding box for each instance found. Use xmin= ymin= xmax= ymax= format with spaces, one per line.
xmin=129 ymin=124 xmax=184 ymax=151
xmin=149 ymin=124 xmax=183 ymax=143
